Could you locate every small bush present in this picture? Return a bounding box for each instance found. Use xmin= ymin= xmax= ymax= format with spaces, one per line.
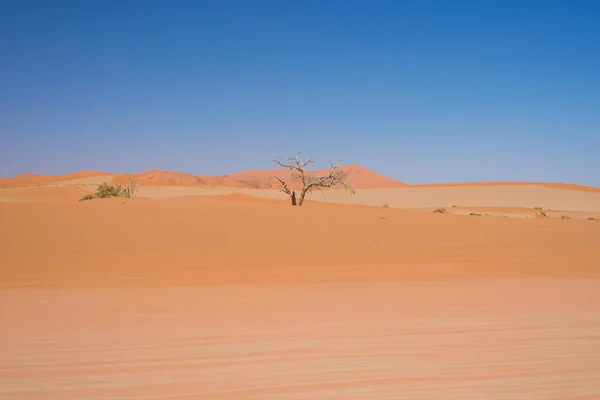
xmin=469 ymin=212 xmax=481 ymax=216
xmin=589 ymin=217 xmax=598 ymax=221
xmin=79 ymin=193 xmax=95 ymax=202
xmin=452 ymin=205 xmax=457 ymax=208
xmin=79 ymin=180 xmax=138 ymax=201
xmin=534 ymin=206 xmax=543 ymax=211
xmin=117 ymin=178 xmax=139 ymax=199
xmin=433 ymin=208 xmax=447 ymax=213
xmin=382 ymin=203 xmax=389 ymax=208
xmin=560 ymin=215 xmax=571 ymax=220
xmin=96 ymin=182 xmax=123 ymax=198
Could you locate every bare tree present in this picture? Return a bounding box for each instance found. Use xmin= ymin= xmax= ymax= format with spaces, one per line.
xmin=274 ymin=151 xmax=354 ymax=206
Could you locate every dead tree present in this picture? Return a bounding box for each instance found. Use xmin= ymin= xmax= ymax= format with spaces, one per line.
xmin=274 ymin=151 xmax=355 ymax=206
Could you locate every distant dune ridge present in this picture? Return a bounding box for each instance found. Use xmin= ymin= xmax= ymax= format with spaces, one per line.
xmin=110 ymin=164 xmax=408 ymax=190
xmin=0 ymin=170 xmax=113 ymax=188
xmin=415 ymin=181 xmax=600 ymax=193
xmin=2 ymin=165 xmax=600 ymax=193
xmin=1 ymin=165 xmax=408 ymax=190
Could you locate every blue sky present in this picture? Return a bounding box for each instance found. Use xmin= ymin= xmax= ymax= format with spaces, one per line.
xmin=1 ymin=0 xmax=599 ymax=185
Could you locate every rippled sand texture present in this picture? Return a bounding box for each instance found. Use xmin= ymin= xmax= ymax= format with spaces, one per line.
xmin=2 ymin=185 xmax=600 ymax=399
xmin=2 ymin=279 xmax=600 ymax=400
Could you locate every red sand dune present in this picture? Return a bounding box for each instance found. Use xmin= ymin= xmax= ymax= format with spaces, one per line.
xmin=111 ymin=164 xmax=408 ymax=190
xmin=112 ymin=170 xmax=205 ymax=186
xmin=6 ymin=167 xmax=600 ymax=194
xmin=0 ymin=170 xmax=112 ymax=188
xmin=216 ymin=164 xmax=409 ymax=189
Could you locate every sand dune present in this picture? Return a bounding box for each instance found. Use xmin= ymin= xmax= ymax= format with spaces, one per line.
xmin=1 ymin=196 xmax=600 ymax=399
xmin=109 ymin=184 xmax=600 ymax=214
xmin=5 ymin=167 xmax=599 ymax=198
xmin=305 ymin=185 xmax=600 ymax=213
xmin=110 ymin=164 xmax=407 ymax=190
xmin=214 ymin=164 xmax=409 ymax=189
xmin=2 ymin=196 xmax=599 ymax=289
xmin=113 ymin=170 xmax=205 ymax=186
xmin=0 ymin=170 xmax=112 ymax=188
xmin=2 ymin=169 xmax=600 ymax=399
xmin=3 ymin=180 xmax=600 ymax=216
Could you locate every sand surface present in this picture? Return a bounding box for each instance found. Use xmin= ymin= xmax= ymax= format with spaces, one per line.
xmin=415 ymin=181 xmax=600 ymax=193
xmin=2 ymin=279 xmax=600 ymax=400
xmin=2 ymin=173 xmax=600 ymax=399
xmin=2 ymin=197 xmax=600 ymax=288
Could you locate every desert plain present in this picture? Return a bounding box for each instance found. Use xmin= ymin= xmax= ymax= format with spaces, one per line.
xmin=1 ymin=166 xmax=600 ymax=399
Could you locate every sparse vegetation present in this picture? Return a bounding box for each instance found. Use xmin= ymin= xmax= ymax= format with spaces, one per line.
xmin=95 ymin=182 xmax=123 ymax=198
xmin=560 ymin=215 xmax=571 ymax=220
xmin=589 ymin=217 xmax=598 ymax=221
xmin=452 ymin=204 xmax=457 ymax=208
xmin=469 ymin=212 xmax=482 ymax=216
xmin=433 ymin=208 xmax=447 ymax=213
xmin=534 ymin=206 xmax=543 ymax=211
xmin=117 ymin=177 xmax=140 ymax=199
xmin=382 ymin=203 xmax=390 ymax=208
xmin=274 ymin=151 xmax=354 ymax=206
xmin=79 ymin=179 xmax=139 ymax=201
xmin=79 ymin=193 xmax=95 ymax=201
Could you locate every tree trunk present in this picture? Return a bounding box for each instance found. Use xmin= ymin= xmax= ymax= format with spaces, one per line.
xmin=298 ymin=189 xmax=307 ymax=206
xmin=291 ymin=191 xmax=297 ymax=206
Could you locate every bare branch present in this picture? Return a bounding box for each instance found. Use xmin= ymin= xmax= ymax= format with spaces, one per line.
xmin=275 ymin=177 xmax=292 ymax=195
xmin=274 ymin=152 xmax=314 ymax=169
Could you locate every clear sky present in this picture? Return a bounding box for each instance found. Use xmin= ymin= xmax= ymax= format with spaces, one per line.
xmin=1 ymin=0 xmax=599 ymax=185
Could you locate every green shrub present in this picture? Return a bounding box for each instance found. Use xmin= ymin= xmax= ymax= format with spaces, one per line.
xmin=79 ymin=180 xmax=139 ymax=201
xmin=118 ymin=178 xmax=139 ymax=199
xmin=534 ymin=206 xmax=543 ymax=211
xmin=560 ymin=215 xmax=571 ymax=220
xmin=95 ymin=182 xmax=123 ymax=198
xmin=79 ymin=193 xmax=95 ymax=202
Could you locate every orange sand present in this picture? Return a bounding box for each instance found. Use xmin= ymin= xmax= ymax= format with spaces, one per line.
xmin=110 ymin=164 xmax=407 ymax=189
xmin=5 ymin=167 xmax=600 ymax=194
xmin=415 ymin=181 xmax=600 ymax=193
xmin=2 ymin=176 xmax=600 ymax=399
xmin=0 ymin=186 xmax=91 ymax=203
xmin=2 ymin=196 xmax=599 ymax=288
xmin=0 ymin=170 xmax=112 ymax=188
xmin=2 ymin=279 xmax=600 ymax=399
